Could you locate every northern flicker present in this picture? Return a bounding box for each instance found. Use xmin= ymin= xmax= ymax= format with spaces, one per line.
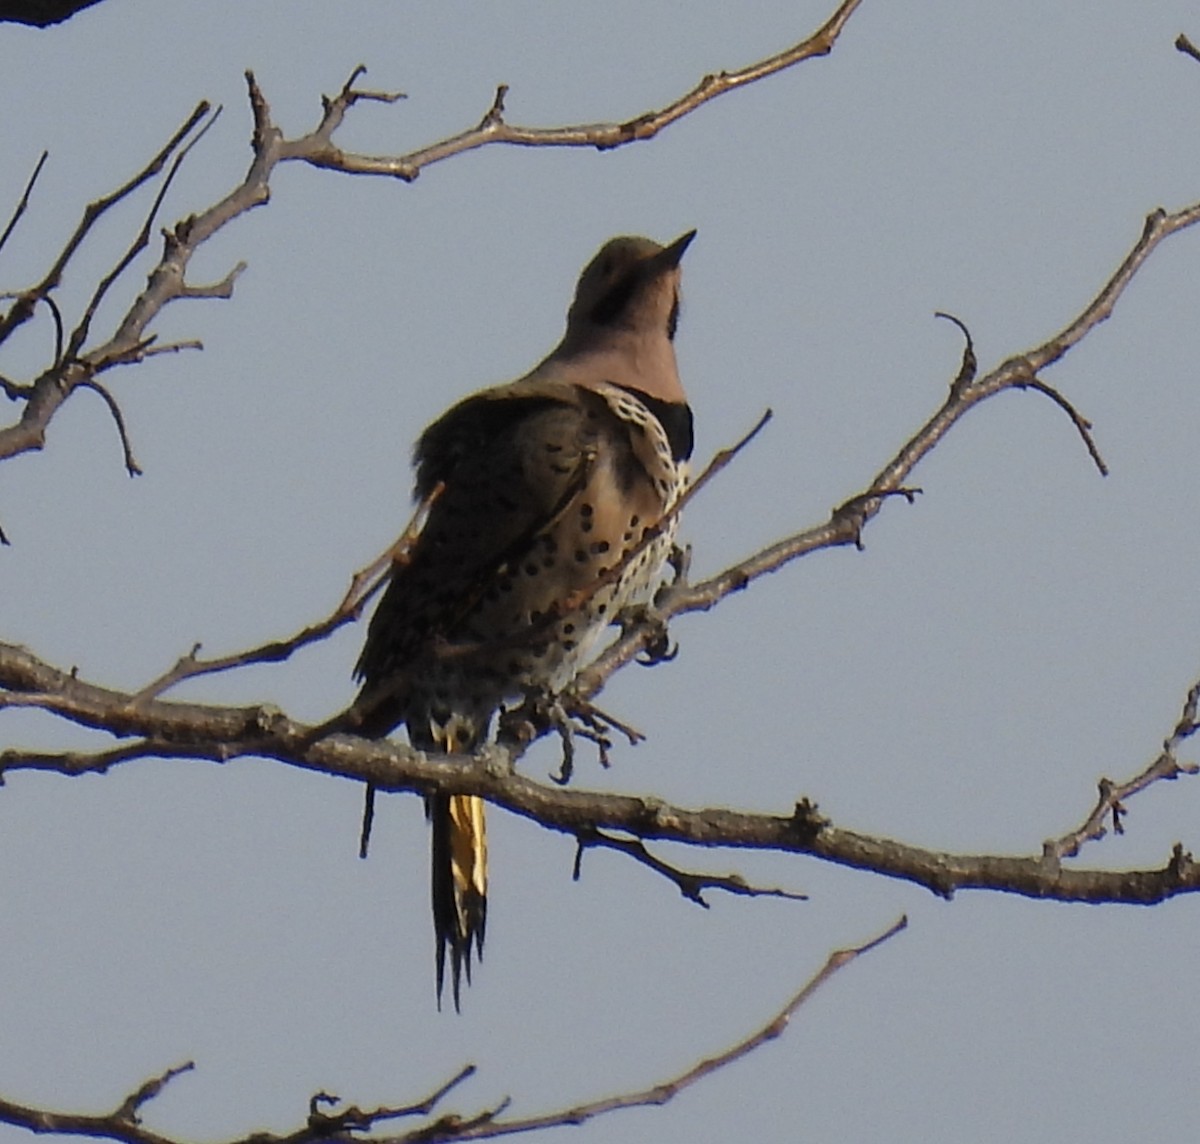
xmin=348 ymin=230 xmax=696 ymax=1008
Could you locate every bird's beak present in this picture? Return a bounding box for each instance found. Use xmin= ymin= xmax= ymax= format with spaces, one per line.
xmin=653 ymin=229 xmax=697 ymax=271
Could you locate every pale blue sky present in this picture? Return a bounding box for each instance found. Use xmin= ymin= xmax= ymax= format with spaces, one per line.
xmin=2 ymin=2 xmax=1199 ymax=1141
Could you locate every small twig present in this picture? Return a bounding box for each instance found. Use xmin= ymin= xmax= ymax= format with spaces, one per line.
xmin=1012 ymin=374 xmax=1108 ymax=477
xmin=0 ymin=739 xmax=185 ymax=778
xmin=574 ymin=830 xmax=808 ymax=906
xmin=177 ymin=261 xmax=246 ymax=301
xmin=340 ymin=481 xmax=444 ymax=614
xmin=140 ymin=339 xmax=204 ymax=356
xmin=334 ymin=64 xmax=407 ymax=110
xmin=113 ymin=1063 xmax=195 ymax=1124
xmin=413 ymin=1097 xmax=513 ymax=1142
xmin=1176 ymin=33 xmax=1200 ymax=64
xmin=831 ymin=486 xmax=922 ymax=550
xmin=479 ymin=84 xmax=509 ymax=129
xmin=606 ymin=406 xmax=774 ymax=594
xmin=0 ymin=150 xmax=49 ymax=257
xmin=358 ymin=784 xmax=376 ymax=860
xmin=126 ymin=618 xmax=334 ymax=708
xmin=667 ymin=407 xmax=773 ymax=520
xmin=1046 ymin=673 xmax=1200 ymax=863
xmin=0 ymin=369 xmax=29 ymax=400
xmin=307 ymin=1065 xmax=477 ymax=1131
xmin=2 ymin=290 xmax=70 ymax=367
xmin=77 ymin=378 xmax=142 ymax=475
xmin=934 ymin=310 xmax=978 ymax=392
xmin=43 ymin=293 xmax=65 ymax=364
xmin=93 ymin=338 xmax=205 ymax=372
xmin=283 ymin=65 xmax=411 ymax=176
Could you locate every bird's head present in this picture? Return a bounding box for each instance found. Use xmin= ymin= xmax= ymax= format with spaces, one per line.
xmin=565 ymin=230 xmax=696 ymax=345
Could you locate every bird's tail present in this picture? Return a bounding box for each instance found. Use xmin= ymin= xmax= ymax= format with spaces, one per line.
xmin=427 ymin=791 xmax=488 ymax=1010
xmin=340 ymin=694 xmax=489 ymax=1010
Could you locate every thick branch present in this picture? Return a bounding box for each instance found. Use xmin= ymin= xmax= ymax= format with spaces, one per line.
xmin=2 ymin=642 xmax=1197 ymax=907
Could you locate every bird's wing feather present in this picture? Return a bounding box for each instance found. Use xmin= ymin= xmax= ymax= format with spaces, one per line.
xmin=357 ymin=386 xmax=600 ymax=682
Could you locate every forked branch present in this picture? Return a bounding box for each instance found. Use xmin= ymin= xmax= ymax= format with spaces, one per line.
xmin=1046 ymin=676 xmax=1200 ymax=863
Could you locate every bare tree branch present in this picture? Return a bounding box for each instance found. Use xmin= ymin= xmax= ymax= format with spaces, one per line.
xmin=407 ymin=916 xmax=905 ymax=1141
xmin=0 ymin=739 xmax=195 ymax=775
xmin=0 ymin=0 xmax=864 ymax=484
xmin=0 ymin=101 xmax=211 ymax=351
xmin=2 ymin=642 xmax=1198 ymax=906
xmin=112 ymin=1063 xmax=195 ymax=1126
xmin=286 ymin=0 xmax=863 ymax=179
xmin=0 ymin=918 xmax=903 ymax=1144
xmin=575 ymin=201 xmax=1200 ymax=697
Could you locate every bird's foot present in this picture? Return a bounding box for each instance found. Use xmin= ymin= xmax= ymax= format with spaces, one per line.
xmin=496 ymin=688 xmax=643 ymax=784
xmin=615 ymin=602 xmax=677 ymax=666
xmin=550 ymin=693 xmax=646 ymax=784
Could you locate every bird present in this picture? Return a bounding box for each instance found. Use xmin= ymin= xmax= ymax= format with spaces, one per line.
xmin=346 ymin=230 xmax=697 ymax=1009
